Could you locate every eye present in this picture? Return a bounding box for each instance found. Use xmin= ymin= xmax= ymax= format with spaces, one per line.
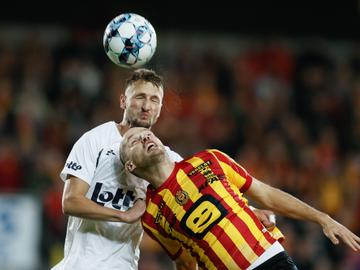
xmin=130 ymin=137 xmax=140 ymax=146
xmin=135 ymin=94 xmax=145 ymax=99
xmin=151 ymin=96 xmax=160 ymax=103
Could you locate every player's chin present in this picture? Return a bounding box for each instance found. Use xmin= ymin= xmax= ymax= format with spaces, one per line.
xmin=132 ymin=120 xmax=152 ymax=128
xmin=147 ymin=147 xmax=164 ymax=159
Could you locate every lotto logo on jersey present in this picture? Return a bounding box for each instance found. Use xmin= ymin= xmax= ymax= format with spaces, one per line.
xmin=66 ymin=161 xmax=82 ymax=171
xmin=91 ymin=182 xmax=135 ymax=210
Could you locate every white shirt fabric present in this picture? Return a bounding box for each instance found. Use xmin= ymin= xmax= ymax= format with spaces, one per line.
xmin=52 ymin=121 xmax=182 ymax=270
xmin=247 ymin=241 xmax=284 ymax=270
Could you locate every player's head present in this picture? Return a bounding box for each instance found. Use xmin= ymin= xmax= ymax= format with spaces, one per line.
xmin=120 ymin=127 xmax=166 ymax=177
xmin=120 ymin=69 xmax=164 ymax=128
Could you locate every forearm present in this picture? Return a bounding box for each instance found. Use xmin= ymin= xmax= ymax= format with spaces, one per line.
xmin=62 ymin=177 xmax=145 ymax=223
xmin=257 ymin=186 xmax=328 ymax=224
xmin=63 ymin=195 xmax=124 ymax=221
xmin=271 ymin=188 xmax=360 ymax=252
xmin=246 ymin=179 xmax=360 ymax=252
xmin=247 ymin=178 xmax=328 ymax=225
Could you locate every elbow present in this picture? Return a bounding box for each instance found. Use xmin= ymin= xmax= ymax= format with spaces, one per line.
xmin=254 ymin=187 xmax=279 ymax=210
xmin=262 ymin=187 xmax=286 ymax=211
xmin=62 ymin=194 xmax=78 ymax=216
xmin=62 ymin=197 xmax=71 ymax=215
xmin=263 ymin=188 xmax=280 ymax=209
xmin=62 ymin=205 xmax=71 ymax=216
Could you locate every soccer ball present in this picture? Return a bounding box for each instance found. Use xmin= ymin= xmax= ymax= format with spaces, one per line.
xmin=103 ymin=13 xmax=157 ymax=68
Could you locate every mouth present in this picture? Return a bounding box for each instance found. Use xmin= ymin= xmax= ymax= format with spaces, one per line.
xmin=146 ymin=141 xmax=157 ymax=152
xmin=140 ymin=113 xmax=150 ymax=119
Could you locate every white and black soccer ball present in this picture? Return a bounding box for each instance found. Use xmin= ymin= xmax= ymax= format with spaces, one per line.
xmin=103 ymin=13 xmax=157 ymax=68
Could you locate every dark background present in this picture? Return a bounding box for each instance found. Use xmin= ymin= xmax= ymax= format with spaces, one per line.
xmin=1 ymin=1 xmax=360 ymax=37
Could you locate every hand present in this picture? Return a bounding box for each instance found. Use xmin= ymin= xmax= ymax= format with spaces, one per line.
xmin=119 ymin=199 xmax=146 ymax=223
xmin=321 ymin=214 xmax=360 ymax=252
xmin=175 ymin=250 xmax=198 ymax=270
xmin=252 ymin=208 xmax=276 ymax=230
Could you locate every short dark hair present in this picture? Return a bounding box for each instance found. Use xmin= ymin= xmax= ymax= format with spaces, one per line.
xmin=125 ymin=68 xmax=164 ymax=89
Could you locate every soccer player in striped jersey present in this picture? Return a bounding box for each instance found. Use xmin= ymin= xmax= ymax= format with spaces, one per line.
xmin=120 ymin=127 xmax=360 ymax=270
xmin=54 ymin=68 xmax=276 ymax=270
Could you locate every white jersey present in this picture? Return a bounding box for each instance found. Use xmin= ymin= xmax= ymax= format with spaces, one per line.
xmin=52 ymin=121 xmax=182 ymax=270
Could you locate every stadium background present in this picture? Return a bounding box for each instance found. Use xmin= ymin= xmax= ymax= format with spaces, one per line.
xmin=0 ymin=1 xmax=360 ymax=269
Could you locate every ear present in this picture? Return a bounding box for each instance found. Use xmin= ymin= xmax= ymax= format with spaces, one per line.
xmin=124 ymin=160 xmax=136 ymax=173
xmin=152 ymin=102 xmax=162 ymax=122
xmin=120 ymin=94 xmax=126 ymax=110
xmin=157 ymin=102 xmax=163 ymax=116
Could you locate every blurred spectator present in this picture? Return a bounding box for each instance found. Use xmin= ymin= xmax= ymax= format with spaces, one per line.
xmin=0 ymin=138 xmax=23 ymax=190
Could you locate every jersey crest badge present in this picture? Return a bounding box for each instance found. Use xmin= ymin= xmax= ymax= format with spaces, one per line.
xmin=175 ymin=190 xmax=189 ymax=205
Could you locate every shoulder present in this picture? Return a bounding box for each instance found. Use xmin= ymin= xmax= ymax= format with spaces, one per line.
xmin=78 ymin=121 xmax=116 ymax=141
xmin=206 ymin=149 xmax=231 ymax=161
xmin=86 ymin=121 xmax=116 ymax=136
xmin=164 ymin=146 xmax=183 ymax=162
xmin=207 ymin=148 xmax=225 ymax=155
xmin=71 ymin=122 xmax=117 ymax=151
xmin=185 ymin=149 xmax=229 ymax=161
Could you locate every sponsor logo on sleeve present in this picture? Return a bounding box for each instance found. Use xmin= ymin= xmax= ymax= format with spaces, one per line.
xmin=66 ymin=161 xmax=82 ymax=171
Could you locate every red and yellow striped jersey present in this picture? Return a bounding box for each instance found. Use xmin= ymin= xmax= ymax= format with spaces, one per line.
xmin=142 ymin=149 xmax=284 ymax=270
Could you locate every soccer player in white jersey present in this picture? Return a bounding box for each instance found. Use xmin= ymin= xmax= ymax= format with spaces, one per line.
xmin=52 ymin=69 xmax=277 ymax=270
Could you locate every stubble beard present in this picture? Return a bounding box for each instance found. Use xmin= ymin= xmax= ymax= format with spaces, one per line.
xmin=141 ymin=148 xmax=165 ymax=169
xmin=127 ymin=112 xmax=157 ymax=129
xmin=127 ymin=118 xmax=152 ymax=129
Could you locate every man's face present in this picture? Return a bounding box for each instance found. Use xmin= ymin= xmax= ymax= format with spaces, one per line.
xmin=121 ymin=81 xmax=163 ymax=128
xmin=121 ymin=127 xmax=165 ymax=171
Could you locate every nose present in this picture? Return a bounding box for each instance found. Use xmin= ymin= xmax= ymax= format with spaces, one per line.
xmin=141 ymin=133 xmax=151 ymax=144
xmin=142 ymin=99 xmax=151 ymax=111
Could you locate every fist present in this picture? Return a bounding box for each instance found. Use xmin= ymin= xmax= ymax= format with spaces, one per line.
xmin=252 ymin=208 xmax=276 ymax=230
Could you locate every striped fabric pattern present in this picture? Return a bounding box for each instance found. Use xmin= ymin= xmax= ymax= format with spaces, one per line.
xmin=142 ymin=149 xmax=283 ymax=270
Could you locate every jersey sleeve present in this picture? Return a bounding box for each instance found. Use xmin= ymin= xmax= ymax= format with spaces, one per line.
xmin=60 ymin=132 xmax=98 ymax=185
xmin=209 ymin=149 xmax=253 ymax=192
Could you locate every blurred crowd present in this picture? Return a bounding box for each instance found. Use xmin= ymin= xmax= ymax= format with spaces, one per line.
xmin=0 ymin=29 xmax=359 ymax=270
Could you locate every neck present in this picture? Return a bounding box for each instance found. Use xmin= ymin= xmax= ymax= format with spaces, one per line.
xmin=140 ymin=156 xmax=175 ymax=189
xmin=117 ymin=122 xmax=130 ymax=136
xmin=117 ymin=121 xmax=152 ymax=136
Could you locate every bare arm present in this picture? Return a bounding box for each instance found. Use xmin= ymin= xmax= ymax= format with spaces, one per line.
xmin=246 ymin=177 xmax=360 ymax=252
xmin=174 ymin=250 xmax=198 ymax=270
xmin=62 ymin=175 xmax=145 ymax=223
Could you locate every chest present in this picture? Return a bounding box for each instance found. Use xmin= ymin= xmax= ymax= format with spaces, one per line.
xmin=93 ymin=143 xmax=121 ymax=179
xmin=88 ymin=143 xmax=136 ymax=210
